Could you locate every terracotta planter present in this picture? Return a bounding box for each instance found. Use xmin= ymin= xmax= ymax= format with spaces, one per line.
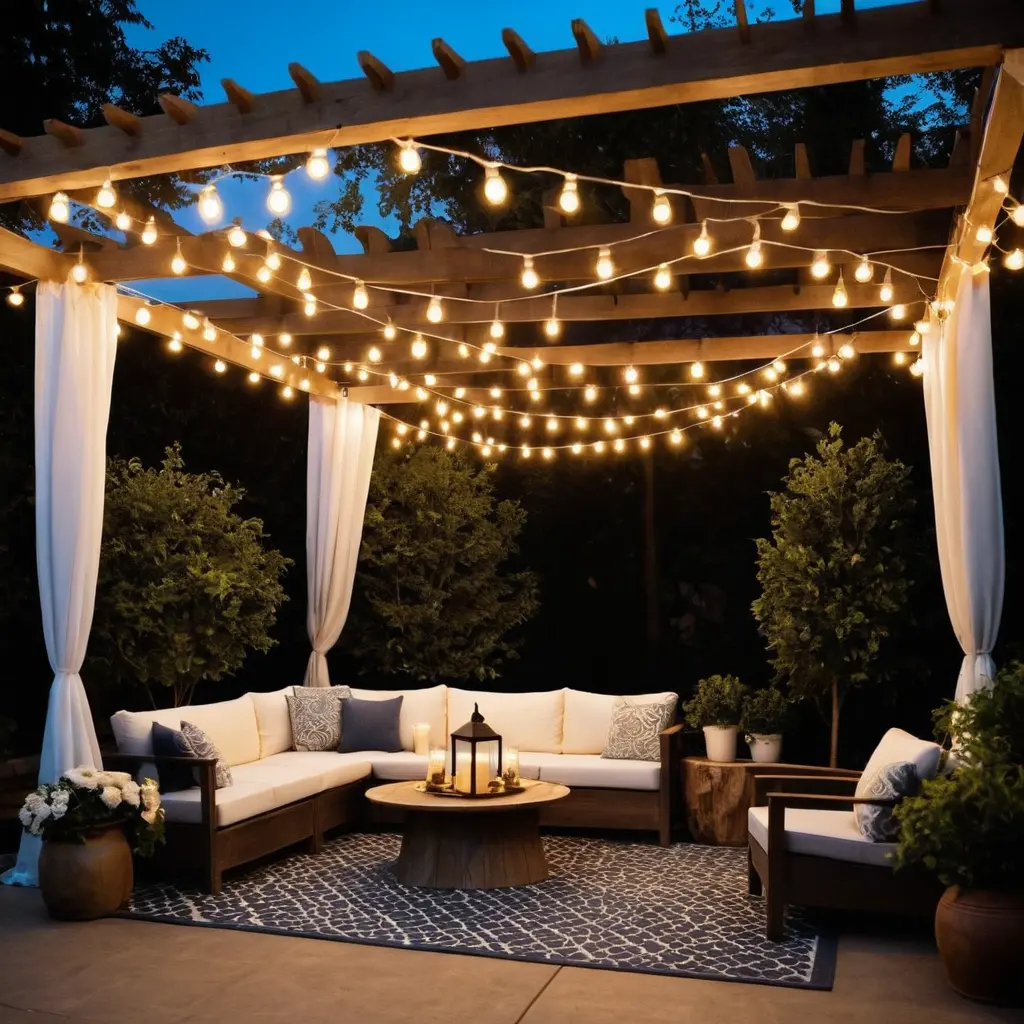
xmin=935 ymin=885 xmax=1024 ymax=1005
xmin=38 ymin=828 xmax=134 ymax=921
xmin=746 ymin=733 xmax=783 ymax=763
xmin=703 ymin=725 xmax=738 ymax=763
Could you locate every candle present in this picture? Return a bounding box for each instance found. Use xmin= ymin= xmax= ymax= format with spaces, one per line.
xmin=412 ymin=722 xmax=430 ymax=756
xmin=502 ymin=747 xmax=520 ymax=787
xmin=426 ymin=747 xmax=447 ymax=787
xmin=455 ymin=750 xmax=491 ymax=795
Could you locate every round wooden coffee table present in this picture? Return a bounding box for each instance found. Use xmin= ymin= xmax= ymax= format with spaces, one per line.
xmin=365 ymin=779 xmax=569 ymax=889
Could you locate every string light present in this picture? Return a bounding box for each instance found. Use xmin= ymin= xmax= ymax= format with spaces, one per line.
xmin=353 ymin=281 xmax=369 ymax=309
xmin=303 ymin=294 xmax=317 ymax=317
xmin=270 ymin=364 xmax=284 ymax=378
xmin=595 ymin=246 xmax=614 ymax=280
xmin=398 ymin=141 xmax=422 ymax=174
xmin=910 ymin=358 xmax=925 ymax=378
xmin=516 ymin=362 xmax=530 ymax=377
xmin=115 ymin=210 xmax=131 ymax=231
xmin=306 ymin=148 xmax=330 ymax=180
xmin=975 ymin=224 xmax=993 ymax=244
xmin=789 ymin=380 xmax=805 ymax=397
xmin=282 ymin=385 xmax=295 ymax=399
xmin=1011 ymin=205 xmax=1024 ymax=227
xmin=708 ymin=384 xmax=721 ymax=398
xmin=222 ymin=252 xmax=236 ymax=273
xmin=520 ymin=256 xmax=539 ymax=289
xmin=693 ymin=221 xmax=711 ymax=257
xmin=247 ymin=371 xmax=260 ymax=384
xmin=780 ymin=203 xmax=800 ymax=232
xmin=483 ymin=164 xmax=508 ymax=205
xmin=628 ymin=383 xmax=641 ymax=396
xmin=737 ymin=382 xmax=752 ymax=395
xmin=315 ymin=345 xmax=329 ymax=361
xmin=569 ymin=362 xmax=585 ymax=377
xmin=266 ymin=176 xmax=291 ymax=215
xmin=993 ymin=176 xmax=1009 ymax=195
xmin=411 ymin=336 xmax=428 ymax=359
xmin=425 ymin=296 xmax=444 ymax=323
xmin=745 ymin=221 xmax=763 ymax=269
xmin=879 ymin=268 xmax=894 ymax=303
xmin=168 ymin=334 xmax=183 ymax=353
xmin=544 ymin=315 xmax=560 ymax=338
xmin=810 ymin=250 xmax=831 ymax=279
xmin=910 ymin=331 xmax=921 ymax=346
xmin=593 ymin=441 xmax=606 ymax=454
xmin=654 ymin=263 xmax=672 ymax=290
xmin=890 ymin=303 xmax=907 ymax=320
xmin=256 ymin=263 xmax=272 ymax=284
xmin=1004 ymin=248 xmax=1024 ymax=270
xmin=171 ymin=240 xmax=187 ymax=276
xmin=828 ymin=357 xmax=841 ymax=373
xmin=831 ymin=271 xmax=848 ymax=308
xmin=854 ymin=258 xmax=874 ymax=283
xmin=367 ymin=347 xmax=382 ymax=363
xmin=96 ymin=180 xmax=117 ymax=209
xmin=651 ymin=190 xmax=672 ymax=225
xmin=696 ymin=406 xmax=709 ymax=420
xmin=670 ymin=429 xmax=683 ymax=445
xmin=384 ymin=323 xmax=397 ymax=341
xmin=624 ymin=366 xmax=639 ymax=384
xmin=7 ymin=286 xmax=24 ymax=307
xmin=519 ymin=415 xmax=531 ymax=428
xmin=214 ymin=359 xmax=226 ymax=374
xmin=134 ymin=306 xmax=151 ymax=326
xmin=198 ymin=185 xmax=223 ymax=223
xmin=914 ymin=319 xmax=930 ymax=335
xmin=584 ymin=385 xmax=598 ymax=403
xmin=199 ymin=319 xmax=215 ymax=342
xmin=604 ymin=417 xmax=618 ymax=434
xmin=227 ymin=222 xmax=247 ymax=248
xmin=571 ymin=443 xmax=583 ymax=455
xmin=838 ymin=342 xmax=856 ymax=360
xmin=575 ymin=416 xmax=587 ymax=430
xmin=70 ymin=249 xmax=88 ymax=284
xmin=559 ymin=175 xmax=579 ymax=214
xmin=48 ymin=192 xmax=70 ymax=223
xmin=546 ymin=417 xmax=559 ymax=433
xmin=690 ymin=361 xmax=704 ymax=380
xmin=639 ymin=436 xmax=651 ymax=450
xmin=297 ymin=267 xmax=312 ymax=292
xmin=141 ymin=217 xmax=158 ymax=246
xmin=893 ymin=351 xmax=907 ymax=366
xmin=773 ymin=359 xmax=786 ymax=373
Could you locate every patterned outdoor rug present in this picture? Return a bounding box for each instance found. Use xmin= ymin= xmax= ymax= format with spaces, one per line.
xmin=125 ymin=833 xmax=837 ymax=990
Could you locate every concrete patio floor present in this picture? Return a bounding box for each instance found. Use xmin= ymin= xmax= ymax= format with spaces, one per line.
xmin=0 ymin=886 xmax=1016 ymax=1024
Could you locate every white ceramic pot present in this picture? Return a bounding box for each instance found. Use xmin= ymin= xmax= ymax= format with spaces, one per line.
xmin=703 ymin=725 xmax=738 ymax=763
xmin=747 ymin=733 xmax=783 ymax=764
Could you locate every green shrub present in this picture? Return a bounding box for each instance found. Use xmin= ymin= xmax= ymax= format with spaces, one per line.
xmin=741 ymin=687 xmax=789 ymax=736
xmin=683 ymin=674 xmax=748 ymax=728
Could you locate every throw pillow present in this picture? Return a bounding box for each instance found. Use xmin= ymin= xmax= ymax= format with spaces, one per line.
xmin=338 ymin=695 xmax=404 ymax=753
xmin=602 ymin=696 xmax=677 ymax=762
xmin=854 ymin=760 xmax=920 ymax=841
xmin=179 ymin=721 xmax=233 ymax=789
xmin=286 ymin=685 xmax=351 ymax=751
xmin=150 ymin=722 xmax=197 ymax=792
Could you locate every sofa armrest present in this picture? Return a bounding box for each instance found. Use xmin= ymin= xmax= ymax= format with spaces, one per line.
xmin=753 ymin=773 xmax=859 ymax=806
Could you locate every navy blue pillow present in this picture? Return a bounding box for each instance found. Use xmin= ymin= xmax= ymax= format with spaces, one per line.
xmin=338 ymin=696 xmax=404 ymax=753
xmin=151 ymin=722 xmax=197 ymax=791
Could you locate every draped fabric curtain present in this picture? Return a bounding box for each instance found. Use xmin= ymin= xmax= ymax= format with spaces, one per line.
xmin=304 ymin=396 xmax=380 ymax=687
xmin=922 ymin=270 xmax=1004 ymax=702
xmin=2 ymin=281 xmax=118 ymax=887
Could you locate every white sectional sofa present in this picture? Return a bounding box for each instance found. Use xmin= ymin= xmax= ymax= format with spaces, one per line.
xmin=110 ymin=684 xmax=682 ymax=892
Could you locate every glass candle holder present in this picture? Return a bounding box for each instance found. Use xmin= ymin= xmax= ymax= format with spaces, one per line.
xmin=502 ymin=747 xmax=520 ymax=787
xmin=426 ymin=747 xmax=447 ymax=788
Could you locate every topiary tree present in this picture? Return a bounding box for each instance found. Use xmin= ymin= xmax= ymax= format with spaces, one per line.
xmin=752 ymin=423 xmax=914 ymax=767
xmin=342 ymin=443 xmax=539 ymax=681
xmin=89 ymin=444 xmax=291 ymax=707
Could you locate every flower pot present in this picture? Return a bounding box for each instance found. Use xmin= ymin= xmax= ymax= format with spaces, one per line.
xmin=38 ymin=827 xmax=133 ymax=921
xmin=703 ymin=725 xmax=738 ymax=763
xmin=746 ymin=733 xmax=783 ymax=763
xmin=935 ymin=885 xmax=1024 ymax=1005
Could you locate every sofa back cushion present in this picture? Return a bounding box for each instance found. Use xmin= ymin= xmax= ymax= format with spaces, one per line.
xmin=861 ymin=727 xmax=942 ymax=784
xmin=350 ymin=684 xmax=447 ymax=751
xmin=563 ymin=689 xmax=679 ymax=754
xmin=110 ymin=695 xmax=261 ymax=768
xmin=447 ymin=688 xmax=564 ymax=753
xmin=247 ymin=686 xmax=295 ymax=757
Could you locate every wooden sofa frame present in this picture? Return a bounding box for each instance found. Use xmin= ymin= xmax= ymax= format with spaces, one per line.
xmin=746 ymin=770 xmax=942 ymax=941
xmin=110 ymin=723 xmax=684 ymax=895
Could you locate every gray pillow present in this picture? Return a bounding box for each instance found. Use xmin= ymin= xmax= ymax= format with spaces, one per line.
xmin=151 ymin=722 xmax=197 ymax=792
xmin=602 ymin=696 xmax=677 ymax=762
xmin=339 ymin=695 xmax=404 ymax=753
xmin=179 ymin=721 xmax=233 ymax=789
xmin=286 ymin=685 xmax=351 ymax=751
xmin=854 ymin=760 xmax=920 ymax=841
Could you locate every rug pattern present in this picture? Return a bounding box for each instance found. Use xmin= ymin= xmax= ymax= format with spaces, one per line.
xmin=127 ymin=834 xmax=835 ymax=989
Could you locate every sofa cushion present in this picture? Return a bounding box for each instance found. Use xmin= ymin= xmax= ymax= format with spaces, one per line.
xmin=250 ymin=751 xmax=373 ymax=791
xmin=247 ymin=686 xmax=295 ymax=757
xmin=180 ymin=721 xmax=233 ymax=788
xmin=161 ymin=782 xmax=277 ymax=827
xmin=861 ymin=728 xmax=942 ymax=784
xmin=350 ymin=685 xmax=447 ymax=752
xmin=447 ymin=688 xmax=564 ymax=753
xmin=110 ymin=695 xmax=261 ymax=768
xmin=522 ymin=752 xmax=660 ymax=791
xmin=367 ymin=751 xmax=428 ymax=781
xmin=340 ymin=696 xmax=403 ymax=754
xmin=286 ymin=686 xmax=350 ymax=751
xmin=747 ymin=806 xmax=895 ymax=868
xmin=602 ymin=696 xmax=677 ymax=762
xmin=562 ymin=689 xmax=678 ymax=754
xmin=150 ymin=723 xmax=195 ymax=792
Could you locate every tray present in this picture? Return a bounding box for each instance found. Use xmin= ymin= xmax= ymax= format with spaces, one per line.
xmin=414 ymin=781 xmax=527 ymax=799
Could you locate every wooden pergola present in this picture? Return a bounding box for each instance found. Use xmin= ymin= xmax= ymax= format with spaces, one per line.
xmin=1 ymin=0 xmax=1022 ymax=423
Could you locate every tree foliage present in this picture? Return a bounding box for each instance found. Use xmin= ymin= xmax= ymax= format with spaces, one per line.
xmin=752 ymin=423 xmax=914 ymax=766
xmin=342 ymin=444 xmax=539 ymax=682
xmin=88 ymin=445 xmax=291 ymax=708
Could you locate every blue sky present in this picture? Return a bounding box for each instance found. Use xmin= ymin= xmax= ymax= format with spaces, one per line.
xmin=125 ymin=0 xmax=911 ymax=299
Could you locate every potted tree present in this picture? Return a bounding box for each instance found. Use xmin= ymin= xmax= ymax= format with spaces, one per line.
xmin=741 ymin=687 xmax=789 ymax=763
xmin=18 ymin=767 xmax=164 ymax=920
xmin=683 ymin=675 xmax=748 ymax=762
xmin=894 ymin=663 xmax=1024 ymax=1006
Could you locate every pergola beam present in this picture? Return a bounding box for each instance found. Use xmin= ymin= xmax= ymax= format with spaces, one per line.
xmin=0 ymin=0 xmax=1016 ymax=202
xmin=0 ymin=226 xmax=73 ymax=280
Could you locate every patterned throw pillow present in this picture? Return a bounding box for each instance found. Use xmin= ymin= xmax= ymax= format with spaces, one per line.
xmin=286 ymin=685 xmax=352 ymax=751
xmin=179 ymin=721 xmax=233 ymax=789
xmin=854 ymin=760 xmax=920 ymax=841
xmin=602 ymin=697 xmax=677 ymax=762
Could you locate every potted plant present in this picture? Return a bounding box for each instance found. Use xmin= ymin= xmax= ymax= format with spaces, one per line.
xmin=741 ymin=687 xmax=789 ymax=763
xmin=683 ymin=675 xmax=748 ymax=762
xmin=894 ymin=663 xmax=1024 ymax=1006
xmin=18 ymin=766 xmax=164 ymax=920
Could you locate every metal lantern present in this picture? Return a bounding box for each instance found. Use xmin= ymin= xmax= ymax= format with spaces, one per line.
xmin=450 ymin=703 xmax=502 ymax=796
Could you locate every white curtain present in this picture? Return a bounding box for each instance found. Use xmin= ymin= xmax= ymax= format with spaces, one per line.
xmin=2 ymin=281 xmax=118 ymax=886
xmin=304 ymin=395 xmax=379 ymax=687
xmin=922 ymin=270 xmax=1004 ymax=702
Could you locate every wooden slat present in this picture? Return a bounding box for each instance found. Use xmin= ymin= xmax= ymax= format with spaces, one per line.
xmin=645 ymin=9 xmax=668 ymax=54
xmin=222 ymin=79 xmax=255 ymax=114
xmin=727 ymin=145 xmax=756 ymax=186
xmin=0 ymin=0 xmax=1016 ymax=203
xmin=0 ymin=226 xmax=73 ymax=281
xmin=289 ymin=63 xmax=323 ymax=103
xmin=700 ymin=151 xmax=718 ymax=184
xmin=795 ymin=143 xmax=812 ymax=178
xmin=0 ymin=129 xmax=21 ymax=157
xmin=571 ymin=19 xmax=603 ymax=63
xmin=622 ymin=157 xmax=664 ymax=223
xmin=949 ymin=127 xmax=971 ymax=167
xmin=354 ymin=225 xmax=392 ymax=254
xmin=53 ymin=223 xmax=121 ymax=252
xmin=841 ymin=0 xmax=857 ymax=26
xmin=43 ymin=119 xmax=83 ymax=148
xmin=849 ymin=138 xmax=866 ymax=175
xmin=432 ymin=39 xmax=466 ymax=80
xmin=102 ymin=104 xmax=143 ymax=137
xmin=357 ymin=51 xmax=395 ymax=91
xmin=735 ymin=1 xmax=751 ymax=45
xmin=158 ymin=94 xmax=198 ymax=125
xmin=804 ymin=0 xmax=816 ymax=21
xmin=297 ymin=226 xmax=336 ymax=260
xmin=502 ymin=29 xmax=536 ymax=71
xmin=892 ymin=133 xmax=912 ymax=171
xmin=970 ymin=66 xmax=997 ymax=163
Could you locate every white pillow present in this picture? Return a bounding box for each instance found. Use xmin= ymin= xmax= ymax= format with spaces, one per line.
xmin=447 ymin=688 xmax=564 ymax=753
xmin=861 ymin=727 xmax=942 ymax=783
xmin=349 ymin=684 xmax=447 ymax=751
xmin=247 ymin=686 xmax=294 ymax=757
xmin=563 ymin=689 xmax=679 ymax=754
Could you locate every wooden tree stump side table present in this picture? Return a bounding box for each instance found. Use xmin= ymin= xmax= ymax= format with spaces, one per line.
xmin=365 ymin=779 xmax=570 ymax=889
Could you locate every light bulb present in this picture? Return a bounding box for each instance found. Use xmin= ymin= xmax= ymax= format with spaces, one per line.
xmin=168 ymin=335 xmax=183 ymax=353
xmin=96 ymin=179 xmax=117 ymax=209
xmin=352 ymin=281 xmax=369 ymax=309
xmin=993 ymin=176 xmax=1009 ymax=195
xmin=810 ymin=250 xmax=831 ymax=279
xmin=613 ymin=438 xmax=626 ymax=453
xmin=624 ymin=365 xmax=639 ymax=384
xmin=479 ymin=349 xmax=492 ymax=364
xmin=584 ymin=385 xmax=598 ymax=403
xmin=670 ymin=429 xmax=683 ymax=445
xmin=425 ymin=296 xmax=443 ymax=323
xmin=838 ymin=342 xmax=856 ymax=360
xmin=975 ymin=224 xmax=993 ymax=244
xmin=774 ymin=359 xmax=786 ymax=373
xmin=250 ymin=344 xmax=262 ymax=359
xmin=914 ymin=319 xmax=931 ymax=335
xmin=314 ymin=345 xmax=328 ymax=360
xmin=171 ymin=243 xmax=187 ymax=275
xmin=696 ymin=406 xmax=709 ymax=420
xmin=304 ymin=295 xmax=317 ymax=317
xmin=544 ymin=317 xmax=560 ymax=338
xmin=910 ymin=358 xmax=925 ymax=378
xmin=115 ymin=210 xmax=131 ymax=231
xmin=893 ymin=351 xmax=907 ymax=366
xmin=832 ymin=272 xmax=848 ymax=308
xmin=411 ymin=336 xmax=428 ymax=359
xmin=651 ymin=191 xmax=672 ymax=225
xmin=202 ymin=320 xmax=217 ymax=342
xmin=559 ymin=176 xmax=579 ymax=214
xmin=1004 ymin=248 xmax=1024 ymax=270
xmin=533 ymin=354 xmax=544 ymax=369
xmin=745 ymin=223 xmax=763 ymax=268
xmin=1007 ymin=204 xmax=1024 ymax=228
xmin=693 ymin=221 xmax=711 ymax=257
xmin=910 ymin=331 xmax=921 ymax=346
xmin=214 ymin=359 xmax=226 ymax=374
xmin=135 ymin=306 xmax=151 ymax=326
xmin=890 ymin=303 xmax=907 ymax=320
xmin=653 ymin=407 xmax=667 ymax=420
xmin=546 ymin=417 xmax=559 ymax=433
xmin=593 ymin=441 xmax=605 ymax=454
xmin=7 ymin=287 xmax=24 ymax=307
xmin=654 ymin=263 xmax=672 ymax=290
xmin=265 ymin=250 xmax=281 ymax=271
xmin=737 ymin=382 xmax=752 ymax=395
xmin=180 ymin=311 xmax=199 ymax=331
xmin=483 ymin=165 xmax=508 ymax=205
xmin=569 ymin=362 xmax=584 ymax=377
xmin=383 ymin=323 xmax=397 ymax=341
xmin=266 ymin=177 xmax=291 ymax=215
xmin=71 ymin=257 xmax=88 ymax=284
xmin=489 ymin=319 xmax=505 ymax=340
xmin=365 ymin=346 xmax=381 ymax=364
xmin=282 ymin=385 xmax=294 ymax=399
xmin=256 ymin=264 xmax=272 ymax=284
xmin=707 ymin=384 xmax=721 ymax=398
xmin=879 ymin=268 xmax=895 ymax=303
xmin=48 ymin=192 xmax=70 ymax=223
xmin=306 ymin=148 xmax=330 ymax=180
xmin=271 ymin=364 xmax=284 ymax=379
xmin=222 ymin=252 xmax=236 ymax=273
xmin=517 ymin=362 xmax=530 ymax=378
xmin=595 ymin=247 xmax=614 ymax=280
xmin=828 ymin=357 xmax=841 ymax=373
xmin=520 ymin=257 xmax=539 ymax=289
xmin=398 ymin=141 xmax=421 ymax=174
xmin=227 ymin=222 xmax=247 ymax=248
xmin=780 ymin=203 xmax=800 ymax=231
xmin=854 ymin=258 xmax=874 ymax=283
xmin=198 ymin=185 xmax=223 ymax=223
xmin=297 ymin=267 xmax=312 ymax=292
xmin=519 ymin=415 xmax=531 ymax=429
xmin=141 ymin=217 xmax=158 ymax=245
xmin=690 ymin=361 xmax=704 ymax=379
xmin=575 ymin=416 xmax=587 ymax=430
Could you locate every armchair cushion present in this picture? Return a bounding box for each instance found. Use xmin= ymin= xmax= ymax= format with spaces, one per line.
xmin=748 ymin=806 xmax=895 ymax=868
xmin=854 ymin=760 xmax=920 ymax=841
xmin=861 ymin=728 xmax=942 ymax=783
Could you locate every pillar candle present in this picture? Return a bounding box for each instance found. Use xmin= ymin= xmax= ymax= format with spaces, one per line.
xmin=412 ymin=722 xmax=430 ymax=756
xmin=455 ymin=751 xmax=491 ymax=794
